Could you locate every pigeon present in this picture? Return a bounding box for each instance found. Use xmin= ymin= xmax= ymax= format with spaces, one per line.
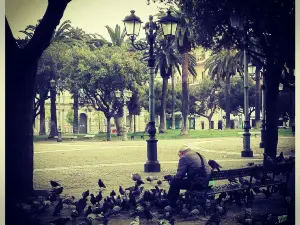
xmin=276 ymin=152 xmax=284 ymax=164
xmin=82 ymin=189 xmax=90 ymax=199
xmin=52 ymin=186 xmax=64 ymax=195
xmin=131 ymin=173 xmax=142 ymax=181
xmin=98 ymin=178 xmax=106 ymax=188
xmin=50 ymin=180 xmax=61 ymax=188
xmin=247 ymin=162 xmax=255 ymax=166
xmin=110 ymin=190 xmax=117 ymax=197
xmin=157 ymin=180 xmax=162 ymax=185
xmin=146 ymin=176 xmax=158 ymax=183
xmin=95 ymin=191 xmax=103 ymax=203
xmin=119 ymin=186 xmax=125 ymax=195
xmin=52 ymin=199 xmax=63 ymax=216
xmin=90 ymin=194 xmax=97 ymax=205
xmin=48 ymin=217 xmax=70 ymax=225
xmin=208 ymin=159 xmax=222 ymax=171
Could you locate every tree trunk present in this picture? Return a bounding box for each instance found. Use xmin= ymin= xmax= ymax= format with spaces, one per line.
xmin=255 ymin=66 xmax=261 ymax=128
xmin=106 ymin=116 xmax=111 ymax=141
xmin=49 ymin=88 xmax=58 ymax=137
xmin=171 ymin=72 xmax=175 ymax=129
xmin=134 ymin=114 xmax=136 ymax=132
xmin=264 ymin=64 xmax=281 ymax=159
xmin=208 ymin=117 xmax=212 ymax=130
xmin=114 ymin=116 xmax=122 ymax=136
xmin=181 ymin=52 xmax=189 ymax=135
xmin=6 ymin=1 xmax=70 ymax=222
xmin=73 ymin=91 xmax=79 ymax=134
xmin=39 ymin=97 xmax=46 ymax=135
xmin=128 ymin=113 xmax=133 ymax=133
xmin=159 ymin=77 xmax=168 ymax=133
xmin=225 ymin=73 xmax=231 ymax=128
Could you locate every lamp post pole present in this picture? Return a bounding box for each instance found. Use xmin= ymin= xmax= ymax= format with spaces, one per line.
xmin=57 ymin=80 xmax=62 ymax=142
xmin=230 ymin=11 xmax=253 ymax=157
xmin=123 ymin=10 xmax=179 ymax=172
xmin=241 ymin=36 xmax=252 ymax=157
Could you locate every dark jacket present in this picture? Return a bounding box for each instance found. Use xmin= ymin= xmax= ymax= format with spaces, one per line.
xmin=175 ymin=150 xmax=211 ymax=180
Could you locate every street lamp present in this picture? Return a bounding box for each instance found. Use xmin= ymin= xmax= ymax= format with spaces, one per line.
xmin=115 ymin=89 xmax=132 ymax=141
xmin=50 ymin=79 xmax=62 ymax=142
xmin=230 ymin=11 xmax=253 ymax=157
xmin=123 ymin=9 xmax=179 ymax=172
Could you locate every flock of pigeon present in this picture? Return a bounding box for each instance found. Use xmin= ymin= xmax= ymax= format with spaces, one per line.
xmin=16 ymin=153 xmax=294 ymax=225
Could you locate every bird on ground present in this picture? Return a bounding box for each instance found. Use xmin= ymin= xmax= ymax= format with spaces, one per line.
xmin=276 ymin=152 xmax=285 ymax=164
xmin=82 ymin=189 xmax=90 ymax=199
xmin=136 ymin=179 xmax=145 ymax=186
xmin=157 ymin=180 xmax=162 ymax=185
xmin=52 ymin=186 xmax=64 ymax=195
xmin=90 ymin=194 xmax=97 ymax=205
xmin=52 ymin=199 xmax=63 ymax=216
xmin=95 ymin=191 xmax=103 ymax=203
xmin=48 ymin=217 xmax=70 ymax=225
xmin=131 ymin=173 xmax=142 ymax=181
xmin=208 ymin=159 xmax=222 ymax=171
xmin=119 ymin=186 xmax=125 ymax=195
xmin=75 ymin=198 xmax=87 ymax=214
xmin=50 ymin=180 xmax=61 ymax=188
xmin=146 ymin=176 xmax=158 ymax=183
xmin=98 ymin=178 xmax=106 ymax=189
xmin=110 ymin=190 xmax=117 ymax=197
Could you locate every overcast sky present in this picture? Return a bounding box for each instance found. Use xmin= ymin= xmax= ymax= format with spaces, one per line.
xmin=6 ymin=0 xmax=166 ymax=40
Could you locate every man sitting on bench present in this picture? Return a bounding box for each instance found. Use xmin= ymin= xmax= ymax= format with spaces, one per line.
xmin=166 ymin=145 xmax=211 ymax=209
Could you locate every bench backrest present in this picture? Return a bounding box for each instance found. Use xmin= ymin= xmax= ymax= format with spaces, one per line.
xmin=209 ymin=162 xmax=295 ymax=181
xmin=209 ymin=167 xmax=254 ymax=181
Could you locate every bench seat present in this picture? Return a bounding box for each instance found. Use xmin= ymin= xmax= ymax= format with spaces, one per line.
xmin=84 ymin=134 xmax=96 ymax=139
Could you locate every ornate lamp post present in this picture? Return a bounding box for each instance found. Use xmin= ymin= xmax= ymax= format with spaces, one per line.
xmin=123 ymin=10 xmax=179 ymax=172
xmin=260 ymin=73 xmax=266 ymax=148
xmin=50 ymin=79 xmax=62 ymax=142
xmin=115 ymin=89 xmax=132 ymax=141
xmin=230 ymin=11 xmax=253 ymax=157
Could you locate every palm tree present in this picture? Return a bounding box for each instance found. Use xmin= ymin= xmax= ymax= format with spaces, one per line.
xmin=169 ymin=6 xmax=197 ymax=135
xmin=205 ymin=49 xmax=237 ymax=128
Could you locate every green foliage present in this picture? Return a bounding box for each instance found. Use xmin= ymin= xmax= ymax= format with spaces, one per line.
xmin=189 ymin=78 xmax=219 ymax=117
xmin=66 ymin=109 xmax=74 ymax=126
xmin=217 ymin=76 xmax=255 ymax=115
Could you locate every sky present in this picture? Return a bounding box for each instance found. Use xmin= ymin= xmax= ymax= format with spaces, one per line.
xmin=5 ymin=0 xmax=166 ymax=40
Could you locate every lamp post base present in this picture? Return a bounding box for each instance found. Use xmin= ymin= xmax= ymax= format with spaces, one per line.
xmin=144 ymin=161 xmax=161 ymax=172
xmin=241 ymin=150 xmax=253 ymax=157
xmin=144 ymin=138 xmax=160 ymax=172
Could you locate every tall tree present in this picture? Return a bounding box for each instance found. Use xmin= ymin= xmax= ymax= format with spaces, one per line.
xmin=190 ymin=78 xmax=219 ymax=129
xmin=5 ymin=0 xmax=71 ymax=222
xmin=104 ymin=24 xmax=127 ymax=135
xmin=205 ymin=49 xmax=238 ymax=128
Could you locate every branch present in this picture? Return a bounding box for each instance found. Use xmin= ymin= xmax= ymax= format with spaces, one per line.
xmin=24 ymin=0 xmax=71 ymax=58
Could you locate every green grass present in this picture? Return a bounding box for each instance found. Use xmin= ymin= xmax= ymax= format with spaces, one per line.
xmin=33 ymin=127 xmax=293 ymax=142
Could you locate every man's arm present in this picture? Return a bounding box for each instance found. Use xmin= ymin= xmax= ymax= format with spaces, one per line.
xmin=175 ymin=157 xmax=188 ymax=179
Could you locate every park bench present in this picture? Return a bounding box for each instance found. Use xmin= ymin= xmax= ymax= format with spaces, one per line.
xmin=238 ymin=131 xmax=260 ymax=137
xmin=186 ymin=162 xmax=294 ymax=212
xmin=54 ymin=135 xmax=78 ymax=140
xmin=84 ymin=134 xmax=96 ymax=139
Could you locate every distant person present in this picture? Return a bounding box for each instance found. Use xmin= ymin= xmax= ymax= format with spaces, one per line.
xmin=166 ymin=145 xmax=211 ymax=209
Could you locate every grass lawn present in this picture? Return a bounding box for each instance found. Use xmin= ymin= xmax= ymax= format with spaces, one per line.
xmin=34 ymin=127 xmax=294 ymax=142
